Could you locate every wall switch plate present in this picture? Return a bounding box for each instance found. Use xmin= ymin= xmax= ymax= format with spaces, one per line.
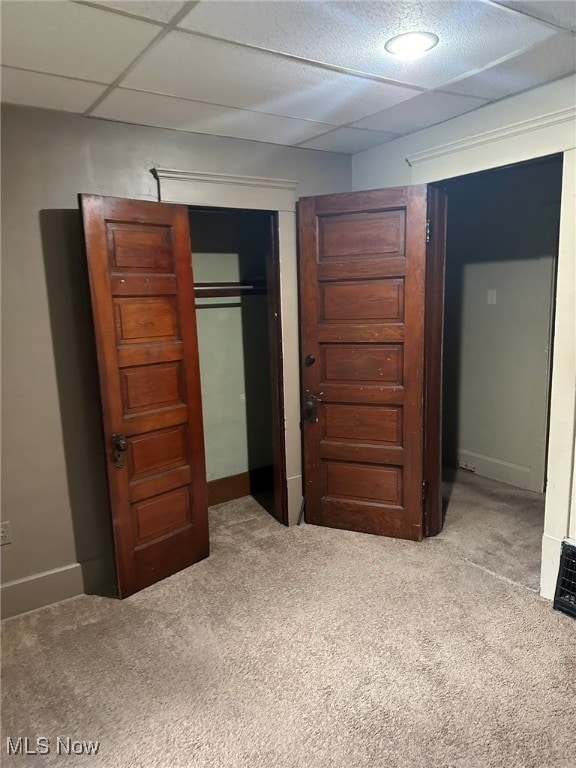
xmin=0 ymin=521 xmax=12 ymax=545
xmin=487 ymin=288 xmax=497 ymax=305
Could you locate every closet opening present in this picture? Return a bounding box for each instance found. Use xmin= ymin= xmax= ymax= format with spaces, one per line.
xmin=188 ymin=206 xmax=287 ymax=525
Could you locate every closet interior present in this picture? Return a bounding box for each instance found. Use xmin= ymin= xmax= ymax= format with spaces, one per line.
xmin=189 ymin=207 xmax=283 ymax=521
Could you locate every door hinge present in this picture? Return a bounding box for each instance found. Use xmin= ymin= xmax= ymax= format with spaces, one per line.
xmin=422 ymin=480 xmax=428 ymax=501
xmin=426 ymin=219 xmax=431 ymax=244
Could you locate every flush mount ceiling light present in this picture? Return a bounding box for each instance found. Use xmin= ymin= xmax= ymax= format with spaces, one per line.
xmin=384 ymin=31 xmax=439 ymax=61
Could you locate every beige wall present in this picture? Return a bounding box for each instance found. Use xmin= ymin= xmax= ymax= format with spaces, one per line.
xmin=352 ymin=75 xmax=576 ymax=599
xmin=443 ymin=159 xmax=562 ymax=492
xmin=0 ymin=104 xmax=351 ymax=617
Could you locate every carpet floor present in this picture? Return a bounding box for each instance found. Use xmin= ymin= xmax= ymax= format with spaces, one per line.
xmin=439 ymin=469 xmax=545 ymax=590
xmin=2 ymin=474 xmax=574 ymax=768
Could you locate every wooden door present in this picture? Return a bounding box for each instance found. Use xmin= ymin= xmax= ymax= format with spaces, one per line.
xmin=299 ymin=185 xmax=443 ymax=541
xmin=81 ymin=195 xmax=209 ymax=598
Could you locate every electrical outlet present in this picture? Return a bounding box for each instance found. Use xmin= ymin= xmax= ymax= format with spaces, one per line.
xmin=458 ymin=461 xmax=476 ymax=473
xmin=0 ymin=521 xmax=12 ymax=546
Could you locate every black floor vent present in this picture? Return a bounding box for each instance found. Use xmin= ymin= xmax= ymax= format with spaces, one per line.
xmin=554 ymin=540 xmax=576 ymax=619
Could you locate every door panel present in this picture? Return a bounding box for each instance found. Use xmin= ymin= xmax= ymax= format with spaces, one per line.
xmin=81 ymin=195 xmax=209 ymax=597
xmin=299 ymin=186 xmax=429 ymax=541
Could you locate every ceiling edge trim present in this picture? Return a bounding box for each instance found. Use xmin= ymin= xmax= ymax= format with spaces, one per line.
xmin=405 ymin=107 xmax=576 ymax=166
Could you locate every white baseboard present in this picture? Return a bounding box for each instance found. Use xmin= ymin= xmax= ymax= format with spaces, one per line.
xmin=457 ymin=450 xmax=536 ymax=491
xmin=1 ymin=563 xmax=84 ymax=619
xmin=540 ymin=533 xmax=563 ymax=600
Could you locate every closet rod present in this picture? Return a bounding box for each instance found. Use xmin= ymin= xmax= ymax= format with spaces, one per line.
xmin=194 ymin=281 xmax=267 ymax=298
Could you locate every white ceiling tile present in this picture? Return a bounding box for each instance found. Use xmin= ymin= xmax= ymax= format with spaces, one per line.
xmin=1 ymin=67 xmax=107 ymax=112
xmin=493 ymin=1 xmax=576 ymax=31
xmin=445 ymin=32 xmax=576 ymax=99
xmin=123 ymin=30 xmax=419 ymax=124
xmin=298 ymin=127 xmax=400 ymax=154
xmin=0 ymin=1 xmax=159 ymax=83
xmin=351 ymin=91 xmax=489 ymax=134
xmin=179 ymin=0 xmax=557 ymax=89
xmin=84 ymin=2 xmax=186 ymax=24
xmin=92 ymin=88 xmax=337 ymax=146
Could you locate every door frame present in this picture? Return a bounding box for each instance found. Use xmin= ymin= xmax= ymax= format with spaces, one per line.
xmin=422 ymin=160 xmax=561 ymax=538
xmin=423 ymin=185 xmax=448 ymax=537
xmin=153 ymin=168 xmax=302 ymax=525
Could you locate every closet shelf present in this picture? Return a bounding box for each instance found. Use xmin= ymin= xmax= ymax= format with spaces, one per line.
xmin=194 ymin=281 xmax=267 ymax=297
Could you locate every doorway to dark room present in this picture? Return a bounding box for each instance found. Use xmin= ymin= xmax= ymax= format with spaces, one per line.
xmin=438 ymin=154 xmax=563 ymax=590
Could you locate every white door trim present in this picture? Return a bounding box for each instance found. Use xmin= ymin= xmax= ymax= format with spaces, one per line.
xmin=153 ymin=168 xmax=298 ymax=212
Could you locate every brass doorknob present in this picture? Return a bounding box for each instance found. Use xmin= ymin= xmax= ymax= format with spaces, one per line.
xmin=112 ymin=433 xmax=129 ymax=468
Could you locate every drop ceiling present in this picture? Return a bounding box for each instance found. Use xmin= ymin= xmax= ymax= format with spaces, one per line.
xmin=1 ymin=0 xmax=575 ymax=154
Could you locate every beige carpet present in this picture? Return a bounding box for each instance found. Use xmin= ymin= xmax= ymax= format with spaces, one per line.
xmin=2 ymin=481 xmax=574 ymax=768
xmin=439 ymin=469 xmax=545 ymax=590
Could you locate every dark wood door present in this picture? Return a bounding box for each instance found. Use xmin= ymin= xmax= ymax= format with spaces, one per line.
xmin=81 ymin=195 xmax=209 ymax=597
xmin=299 ymin=185 xmax=442 ymax=541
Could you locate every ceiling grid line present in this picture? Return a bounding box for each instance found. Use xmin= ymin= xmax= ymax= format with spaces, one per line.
xmin=487 ymin=0 xmax=576 ymax=32
xmin=170 ymin=26 xmax=430 ymax=93
xmin=82 ymin=1 xmax=202 ymax=116
xmin=0 ymin=63 xmax=108 ymax=87
xmin=110 ymin=83 xmax=402 ymax=138
xmin=437 ymin=32 xmax=576 ymax=92
xmin=74 ymin=0 xmax=171 ymax=27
